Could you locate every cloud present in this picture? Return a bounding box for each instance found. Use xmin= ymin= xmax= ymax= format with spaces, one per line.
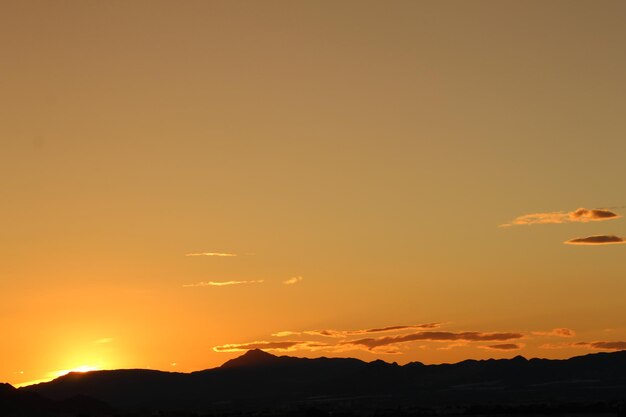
xmin=213 ymin=341 xmax=303 ymax=352
xmin=272 ymin=323 xmax=442 ymax=338
xmin=182 ymin=280 xmax=264 ymax=287
xmin=94 ymin=337 xmax=114 ymax=344
xmin=435 ymin=341 xmax=469 ymax=351
xmin=539 ymin=343 xmax=568 ymax=350
xmin=364 ymin=323 xmax=441 ymax=333
xmin=342 ymin=331 xmax=524 ymax=351
xmin=575 ymin=341 xmax=626 ymax=350
xmin=501 ymin=208 xmax=620 ymax=227
xmin=481 ymin=343 xmax=522 ymax=350
xmin=185 ymin=252 xmax=237 ymax=257
xmin=587 ymin=341 xmax=626 ymax=350
xmin=216 ymin=324 xmax=532 ymax=356
xmin=550 ymin=328 xmax=576 ymax=337
xmin=540 ymin=341 xmax=626 ymax=351
xmin=283 ymin=276 xmax=303 ymax=285
xmin=564 ymin=235 xmax=626 ymax=245
xmin=271 ymin=331 xmax=301 ymax=337
xmin=532 ymin=328 xmax=576 ymax=338
xmin=213 ymin=340 xmax=330 ymax=353
xmin=371 ymin=346 xmax=404 ymax=355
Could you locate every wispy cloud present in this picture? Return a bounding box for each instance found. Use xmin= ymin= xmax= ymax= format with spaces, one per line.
xmin=213 ymin=340 xmax=330 ymax=353
xmin=364 ymin=323 xmax=441 ymax=333
xmin=532 ymin=328 xmax=576 ymax=338
xmin=94 ymin=337 xmax=114 ymax=344
xmin=342 ymin=331 xmax=524 ymax=351
xmin=581 ymin=341 xmax=626 ymax=350
xmin=539 ymin=343 xmax=568 ymax=350
xmin=216 ymin=324 xmax=534 ymax=356
xmin=501 ymin=208 xmax=620 ymax=227
xmin=481 ymin=343 xmax=522 ymax=350
xmin=564 ymin=235 xmax=626 ymax=245
xmin=215 ymin=322 xmax=626 ymax=357
xmin=283 ymin=276 xmax=303 ymax=285
xmin=185 ymin=252 xmax=237 ymax=257
xmin=541 ymin=341 xmax=626 ymax=351
xmin=183 ymin=280 xmax=264 ymax=287
xmin=272 ymin=323 xmax=441 ymax=338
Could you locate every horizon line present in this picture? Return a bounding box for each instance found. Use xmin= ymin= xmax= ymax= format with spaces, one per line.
xmin=12 ymin=348 xmax=625 ymax=388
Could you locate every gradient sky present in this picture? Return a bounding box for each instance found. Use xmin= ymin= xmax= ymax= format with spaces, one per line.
xmin=2 ymin=0 xmax=626 ymax=387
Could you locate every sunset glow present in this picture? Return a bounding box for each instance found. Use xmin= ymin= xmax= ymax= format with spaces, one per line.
xmin=2 ymin=0 xmax=626 ymax=391
xmin=54 ymin=365 xmax=100 ymax=377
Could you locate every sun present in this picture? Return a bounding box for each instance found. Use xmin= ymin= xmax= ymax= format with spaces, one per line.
xmin=14 ymin=365 xmax=103 ymax=388
xmin=55 ymin=365 xmax=100 ymax=377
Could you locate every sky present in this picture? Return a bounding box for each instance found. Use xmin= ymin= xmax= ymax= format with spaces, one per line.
xmin=2 ymin=0 xmax=626 ymax=387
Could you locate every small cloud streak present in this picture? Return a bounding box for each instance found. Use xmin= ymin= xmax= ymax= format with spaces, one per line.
xmin=183 ymin=280 xmax=264 ymax=287
xmin=272 ymin=323 xmax=442 ymax=338
xmin=587 ymin=341 xmax=626 ymax=350
xmin=94 ymin=337 xmax=114 ymax=344
xmin=539 ymin=343 xmax=568 ymax=350
xmin=185 ymin=252 xmax=237 ymax=257
xmin=501 ymin=208 xmax=620 ymax=227
xmin=541 ymin=341 xmax=626 ymax=351
xmin=364 ymin=323 xmax=441 ymax=333
xmin=574 ymin=341 xmax=626 ymax=350
xmin=283 ymin=276 xmax=303 ymax=285
xmin=532 ymin=328 xmax=576 ymax=338
xmin=481 ymin=343 xmax=522 ymax=350
xmin=213 ymin=340 xmax=330 ymax=352
xmin=564 ymin=235 xmax=626 ymax=245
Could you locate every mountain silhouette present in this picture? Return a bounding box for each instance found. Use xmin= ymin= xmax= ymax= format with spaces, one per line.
xmin=12 ymin=350 xmax=626 ymax=414
xmin=0 ymin=382 xmax=112 ymax=417
xmin=220 ymin=348 xmax=282 ymax=368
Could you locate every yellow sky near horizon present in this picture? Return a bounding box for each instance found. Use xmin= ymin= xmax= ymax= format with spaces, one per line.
xmin=2 ymin=0 xmax=626 ymax=387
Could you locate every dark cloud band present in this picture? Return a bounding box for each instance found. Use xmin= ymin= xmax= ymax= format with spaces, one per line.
xmin=564 ymin=235 xmax=626 ymax=245
xmin=342 ymin=331 xmax=524 ymax=350
xmin=482 ymin=343 xmax=521 ymax=350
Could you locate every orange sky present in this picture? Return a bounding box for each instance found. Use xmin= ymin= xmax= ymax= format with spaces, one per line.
xmin=2 ymin=0 xmax=626 ymax=387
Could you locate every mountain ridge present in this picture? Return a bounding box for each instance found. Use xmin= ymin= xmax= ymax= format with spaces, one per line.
xmin=12 ymin=349 xmax=626 ymax=413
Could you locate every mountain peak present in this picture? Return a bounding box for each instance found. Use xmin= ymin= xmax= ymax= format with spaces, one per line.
xmin=220 ymin=349 xmax=280 ymax=368
xmin=0 ymin=382 xmax=16 ymax=394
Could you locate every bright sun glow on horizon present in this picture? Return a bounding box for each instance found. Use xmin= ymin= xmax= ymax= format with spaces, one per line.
xmin=14 ymin=365 xmax=101 ymax=388
xmin=54 ymin=365 xmax=100 ymax=377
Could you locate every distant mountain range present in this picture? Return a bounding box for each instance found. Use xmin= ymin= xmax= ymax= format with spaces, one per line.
xmin=0 ymin=381 xmax=112 ymax=416
xmin=4 ymin=349 xmax=626 ymax=415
